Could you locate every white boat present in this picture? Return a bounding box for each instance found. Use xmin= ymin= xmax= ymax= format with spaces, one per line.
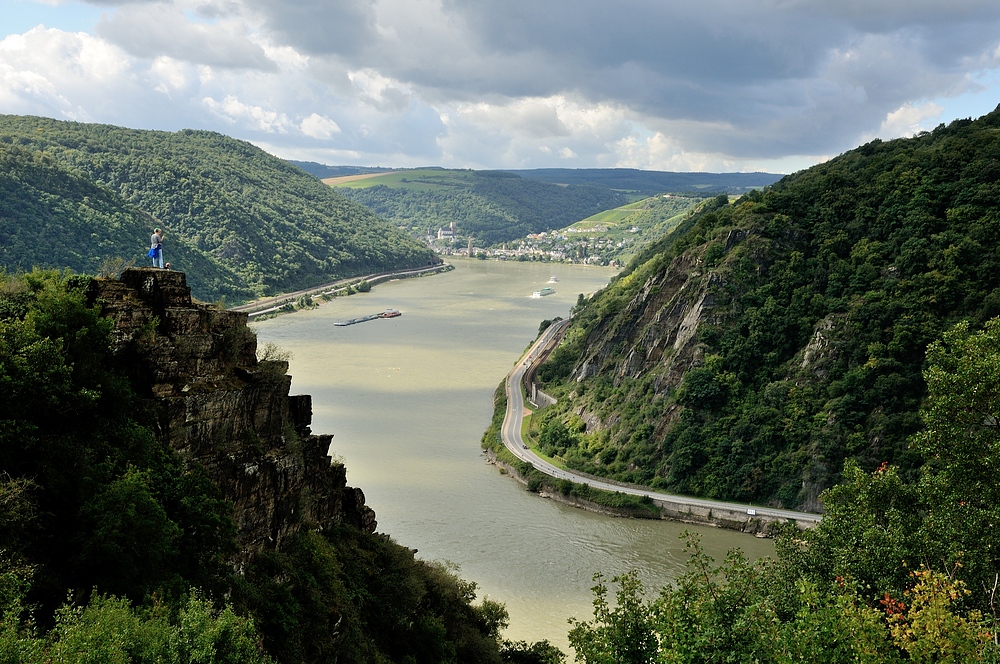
xmin=548 ymin=276 xmax=559 ymax=283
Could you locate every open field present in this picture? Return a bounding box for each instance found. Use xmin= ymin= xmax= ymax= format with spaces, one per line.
xmin=577 ymin=199 xmax=650 ymax=225
xmin=324 ymin=168 xmax=477 ymax=192
xmin=321 ymin=171 xmax=404 ymax=186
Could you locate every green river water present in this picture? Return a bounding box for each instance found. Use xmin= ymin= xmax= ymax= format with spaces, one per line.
xmin=253 ymin=258 xmax=773 ymax=653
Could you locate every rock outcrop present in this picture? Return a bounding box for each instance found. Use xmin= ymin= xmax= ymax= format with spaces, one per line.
xmin=572 ymin=252 xmax=720 ymax=394
xmin=87 ymin=268 xmax=375 ymax=559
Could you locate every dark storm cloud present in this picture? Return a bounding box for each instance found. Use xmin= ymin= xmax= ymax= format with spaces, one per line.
xmin=422 ymin=0 xmax=1000 ymax=154
xmin=242 ymin=0 xmax=378 ymax=57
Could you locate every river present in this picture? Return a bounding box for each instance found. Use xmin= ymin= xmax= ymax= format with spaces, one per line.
xmin=253 ymin=258 xmax=773 ymax=653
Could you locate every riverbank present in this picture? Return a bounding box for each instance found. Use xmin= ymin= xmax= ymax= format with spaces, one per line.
xmin=484 ymin=449 xmax=786 ymax=536
xmin=482 ymin=398 xmax=786 ymax=536
xmin=486 ymin=322 xmax=822 ymax=534
xmin=231 ymin=263 xmax=453 ymax=319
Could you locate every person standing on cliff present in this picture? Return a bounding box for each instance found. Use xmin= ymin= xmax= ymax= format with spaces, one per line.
xmin=149 ymin=228 xmax=164 ymax=268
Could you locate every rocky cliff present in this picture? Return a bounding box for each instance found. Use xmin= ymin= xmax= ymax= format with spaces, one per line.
xmin=534 ymin=112 xmax=1000 ymax=511
xmin=86 ymin=268 xmax=375 ymax=557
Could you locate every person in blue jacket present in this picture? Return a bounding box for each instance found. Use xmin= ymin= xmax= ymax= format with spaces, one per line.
xmin=149 ymin=228 xmax=164 ymax=268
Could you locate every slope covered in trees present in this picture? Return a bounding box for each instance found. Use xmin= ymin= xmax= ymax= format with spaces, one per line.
xmin=508 ymin=168 xmax=783 ymax=196
xmin=0 ymin=116 xmax=434 ymax=303
xmin=0 ymin=270 xmax=543 ymax=663
xmin=0 ymin=142 xmax=244 ymax=298
xmin=531 ymin=107 xmax=1000 ymax=511
xmin=568 ymin=317 xmax=1000 ymax=661
xmin=334 ymin=169 xmax=629 ymax=245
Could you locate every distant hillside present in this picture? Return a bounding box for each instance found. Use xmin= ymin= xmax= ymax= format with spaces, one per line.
xmin=288 ymin=160 xmax=394 ymax=179
xmin=332 ymin=168 xmax=629 ymax=245
xmin=0 ymin=143 xmax=241 ymax=295
xmin=0 ymin=116 xmax=434 ymax=302
xmin=566 ymin=194 xmax=705 ymax=264
xmin=508 ymin=168 xmax=783 ymax=196
xmin=530 ymin=109 xmax=1000 ymax=511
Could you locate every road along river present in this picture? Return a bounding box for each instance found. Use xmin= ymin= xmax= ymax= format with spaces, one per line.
xmin=502 ymin=322 xmax=822 ymax=530
xmin=253 ymin=258 xmax=775 ymax=653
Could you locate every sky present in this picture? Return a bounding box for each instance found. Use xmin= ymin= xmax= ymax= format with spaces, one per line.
xmin=2 ymin=0 xmax=1000 ymax=174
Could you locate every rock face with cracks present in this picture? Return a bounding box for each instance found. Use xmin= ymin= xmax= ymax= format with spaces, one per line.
xmin=86 ymin=268 xmax=375 ymax=559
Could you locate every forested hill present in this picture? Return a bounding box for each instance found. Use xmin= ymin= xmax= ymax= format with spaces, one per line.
xmin=332 ymin=169 xmax=629 ymax=245
xmin=0 ymin=116 xmax=434 ymax=303
xmin=508 ymin=168 xmax=783 ymax=196
xmin=0 ymin=143 xmax=243 ymax=299
xmin=531 ymin=107 xmax=1000 ymax=511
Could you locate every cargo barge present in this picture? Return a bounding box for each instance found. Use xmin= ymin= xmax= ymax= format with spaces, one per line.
xmin=334 ymin=309 xmax=401 ymax=326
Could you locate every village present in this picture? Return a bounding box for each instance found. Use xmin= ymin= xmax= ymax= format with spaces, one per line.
xmin=426 ymin=220 xmax=632 ymax=266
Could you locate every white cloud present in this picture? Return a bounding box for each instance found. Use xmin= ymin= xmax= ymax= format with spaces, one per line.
xmin=456 ymin=98 xmax=569 ymax=139
xmin=347 ymin=68 xmax=412 ymax=111
xmin=300 ymin=112 xmax=341 ymax=139
xmin=0 ymin=27 xmax=132 ymax=119
xmin=612 ymin=132 xmax=725 ymax=172
xmin=202 ymin=94 xmax=293 ymax=132
xmin=877 ymin=102 xmax=945 ymax=138
xmin=149 ymin=56 xmax=190 ymax=94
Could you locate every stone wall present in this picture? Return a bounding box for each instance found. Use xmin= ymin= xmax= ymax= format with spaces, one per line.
xmin=87 ymin=268 xmax=376 ymax=558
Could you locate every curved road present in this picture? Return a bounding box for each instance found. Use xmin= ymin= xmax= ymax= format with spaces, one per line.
xmin=500 ymin=322 xmax=823 ymax=527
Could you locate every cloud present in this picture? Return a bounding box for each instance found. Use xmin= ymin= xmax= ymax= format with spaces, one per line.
xmin=0 ymin=26 xmax=133 ymax=120
xmin=202 ymin=94 xmax=293 ymax=132
xmin=2 ymin=0 xmax=1000 ymax=172
xmin=877 ymin=101 xmax=946 ymax=138
xmin=241 ymin=0 xmax=376 ymax=57
xmin=347 ymin=68 xmax=412 ymax=111
xmin=300 ymin=112 xmax=340 ymax=139
xmin=96 ymin=2 xmax=275 ymax=70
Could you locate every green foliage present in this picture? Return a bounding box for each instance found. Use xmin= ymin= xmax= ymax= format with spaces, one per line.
xmin=498 ymin=639 xmax=565 ymax=664
xmin=0 ymin=270 xmax=238 ymax=612
xmin=76 ymin=467 xmax=182 ymax=597
xmin=480 ymin=383 xmax=509 ymax=456
xmin=0 ymin=591 xmax=273 ymax=663
xmin=568 ymin=318 xmax=1000 ymax=662
xmin=534 ymin=108 xmax=1000 ymax=508
xmin=508 ymin=169 xmax=780 ymax=197
xmin=0 ymin=115 xmax=434 ymax=302
xmin=803 ymin=461 xmax=921 ymax=599
xmin=338 ymin=170 xmax=628 ymax=245
xmin=568 ymin=534 xmax=998 ymax=663
xmin=651 ymin=535 xmax=781 ymax=662
xmin=538 ymin=420 xmax=575 ymax=457
xmin=235 ymin=528 xmax=507 ymax=664
xmin=910 ymin=318 xmax=1000 ymax=613
xmin=568 ymin=571 xmax=660 ymax=664
xmin=0 ymin=270 xmax=524 ymax=662
xmin=775 ymin=579 xmax=894 ymax=663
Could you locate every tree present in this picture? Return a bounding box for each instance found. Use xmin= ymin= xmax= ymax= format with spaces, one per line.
xmin=568 ymin=571 xmax=659 ymax=664
xmin=912 ymin=318 xmax=1000 ymax=621
xmin=499 ymin=639 xmax=566 ymax=664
